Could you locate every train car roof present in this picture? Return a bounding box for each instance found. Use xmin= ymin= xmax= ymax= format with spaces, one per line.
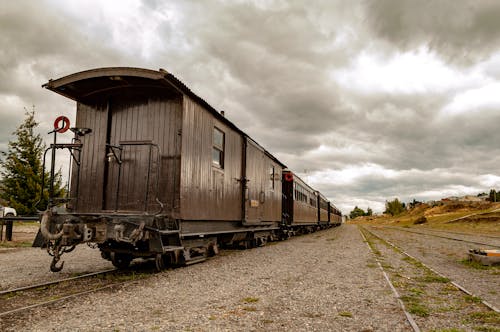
xmin=43 ymin=67 xmax=285 ymax=168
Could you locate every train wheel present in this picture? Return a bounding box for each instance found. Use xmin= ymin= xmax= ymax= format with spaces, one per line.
xmin=110 ymin=252 xmax=132 ymax=269
xmin=207 ymin=243 xmax=219 ymax=257
xmin=155 ymin=253 xmax=166 ymax=271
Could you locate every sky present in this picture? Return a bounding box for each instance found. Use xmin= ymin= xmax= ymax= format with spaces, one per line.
xmin=1 ymin=0 xmax=500 ymax=213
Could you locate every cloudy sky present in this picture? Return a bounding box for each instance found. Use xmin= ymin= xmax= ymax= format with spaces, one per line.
xmin=1 ymin=0 xmax=500 ymax=213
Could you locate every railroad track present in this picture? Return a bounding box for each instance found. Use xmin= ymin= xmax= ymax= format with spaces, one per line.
xmin=0 ymin=267 xmax=150 ymax=321
xmin=359 ymin=226 xmax=500 ymax=332
xmin=359 ymin=228 xmax=421 ymax=332
xmin=361 ymin=227 xmax=500 ymax=313
xmin=380 ymin=226 xmax=500 ymax=248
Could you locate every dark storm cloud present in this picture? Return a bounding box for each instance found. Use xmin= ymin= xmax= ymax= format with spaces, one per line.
xmin=0 ymin=1 xmax=134 ymax=145
xmin=146 ymin=0 xmax=361 ymax=155
xmin=1 ymin=0 xmax=499 ymax=213
xmin=144 ymin=0 xmax=500 ymax=212
xmin=365 ymin=0 xmax=500 ymax=64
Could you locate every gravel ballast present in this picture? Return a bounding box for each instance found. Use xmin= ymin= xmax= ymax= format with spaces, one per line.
xmin=0 ymin=245 xmax=113 ymax=291
xmin=2 ymin=225 xmax=411 ymax=331
xmin=367 ymin=226 xmax=500 ymax=310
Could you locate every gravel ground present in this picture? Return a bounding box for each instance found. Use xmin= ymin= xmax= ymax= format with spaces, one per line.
xmin=3 ymin=224 xmax=411 ymax=331
xmin=384 ymin=226 xmax=500 ymax=247
xmin=361 ymin=228 xmax=498 ymax=331
xmin=367 ymin=225 xmax=500 ymax=310
xmin=0 ymin=245 xmax=114 ymax=291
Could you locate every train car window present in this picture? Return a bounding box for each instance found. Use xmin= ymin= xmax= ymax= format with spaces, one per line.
xmin=212 ymin=127 xmax=225 ymax=168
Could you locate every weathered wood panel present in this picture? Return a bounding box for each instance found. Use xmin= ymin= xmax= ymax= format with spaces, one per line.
xmin=70 ymin=102 xmax=108 ymax=212
xmin=71 ymin=95 xmax=181 ymax=215
xmin=104 ymin=96 xmax=182 ymax=213
xmin=245 ymin=140 xmax=282 ymax=223
xmin=179 ymin=97 xmax=242 ymax=220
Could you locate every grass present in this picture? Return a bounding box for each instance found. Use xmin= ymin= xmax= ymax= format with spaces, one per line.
xmin=338 ymin=311 xmax=353 ymax=318
xmin=241 ymin=297 xmax=259 ymax=303
xmin=409 ymin=287 xmax=424 ymax=296
xmin=463 ymin=311 xmax=500 ymax=324
xmin=473 ymin=327 xmax=500 ymax=332
xmin=402 ymin=256 xmax=425 ymax=268
xmin=463 ymin=295 xmax=482 ymax=304
xmin=0 ymin=241 xmax=33 ymax=248
xmin=380 ymin=263 xmax=393 ymax=270
xmin=459 ymin=258 xmax=495 ymax=270
xmin=407 ymin=302 xmax=430 ymax=317
xmin=417 ymin=275 xmax=449 ymax=283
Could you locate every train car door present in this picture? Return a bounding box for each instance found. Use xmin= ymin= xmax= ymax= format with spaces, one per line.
xmin=243 ymin=139 xmax=266 ymax=224
xmin=103 ymin=97 xmax=159 ymax=212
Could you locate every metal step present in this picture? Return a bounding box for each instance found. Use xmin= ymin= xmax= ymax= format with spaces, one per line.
xmin=185 ymin=256 xmax=207 ymax=265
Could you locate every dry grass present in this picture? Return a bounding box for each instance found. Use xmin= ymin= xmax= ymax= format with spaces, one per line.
xmin=350 ymin=201 xmax=500 ymax=235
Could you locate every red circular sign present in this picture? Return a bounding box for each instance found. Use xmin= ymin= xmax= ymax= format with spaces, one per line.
xmin=54 ymin=116 xmax=70 ymax=133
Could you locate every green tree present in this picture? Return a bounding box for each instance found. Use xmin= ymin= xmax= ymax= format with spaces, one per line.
xmin=366 ymin=207 xmax=373 ymax=216
xmin=0 ymin=108 xmax=65 ymax=215
xmin=384 ymin=198 xmax=405 ymax=216
xmin=349 ymin=206 xmax=366 ymax=219
xmin=490 ymin=189 xmax=500 ymax=202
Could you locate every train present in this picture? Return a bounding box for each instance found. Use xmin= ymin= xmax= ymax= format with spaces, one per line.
xmin=35 ymin=67 xmax=342 ymax=272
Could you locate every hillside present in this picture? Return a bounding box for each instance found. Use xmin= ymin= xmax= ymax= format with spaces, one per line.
xmin=350 ymin=201 xmax=500 ymax=235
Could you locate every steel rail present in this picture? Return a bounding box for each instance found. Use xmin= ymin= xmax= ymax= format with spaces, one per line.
xmin=397 ymin=227 xmax=500 ymax=240
xmin=408 ymin=226 xmax=500 ymax=240
xmin=362 ymin=226 xmax=499 ymax=313
xmin=0 ymin=282 xmax=129 ymax=318
xmin=381 ymin=226 xmax=500 ymax=248
xmin=0 ymin=268 xmax=119 ymax=319
xmin=0 ymin=268 xmax=117 ymax=297
xmin=359 ymin=227 xmax=420 ymax=332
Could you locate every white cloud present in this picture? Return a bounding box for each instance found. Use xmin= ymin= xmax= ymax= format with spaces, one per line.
xmin=308 ymin=163 xmax=397 ymax=187
xmin=478 ymin=174 xmax=500 ymax=188
xmin=441 ymin=82 xmax=500 ymax=116
xmin=333 ymin=47 xmax=482 ymax=94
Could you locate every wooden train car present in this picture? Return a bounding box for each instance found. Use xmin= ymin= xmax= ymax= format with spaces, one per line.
xmin=281 ymin=170 xmax=340 ymax=233
xmin=38 ymin=67 xmax=341 ymax=271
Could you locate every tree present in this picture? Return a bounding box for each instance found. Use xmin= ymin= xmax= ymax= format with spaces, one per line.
xmin=0 ymin=108 xmax=65 ymax=215
xmin=490 ymin=189 xmax=498 ymax=202
xmin=349 ymin=206 xmax=366 ymax=219
xmin=384 ymin=198 xmax=405 ymax=216
xmin=366 ymin=207 xmax=373 ymax=216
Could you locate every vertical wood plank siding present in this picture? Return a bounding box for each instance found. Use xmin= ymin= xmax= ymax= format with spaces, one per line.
xmin=245 ymin=140 xmax=282 ymax=222
xmin=72 ymin=96 xmax=181 ymax=214
xmin=71 ymin=102 xmax=108 ymax=212
xmin=180 ymin=97 xmax=242 ymax=220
